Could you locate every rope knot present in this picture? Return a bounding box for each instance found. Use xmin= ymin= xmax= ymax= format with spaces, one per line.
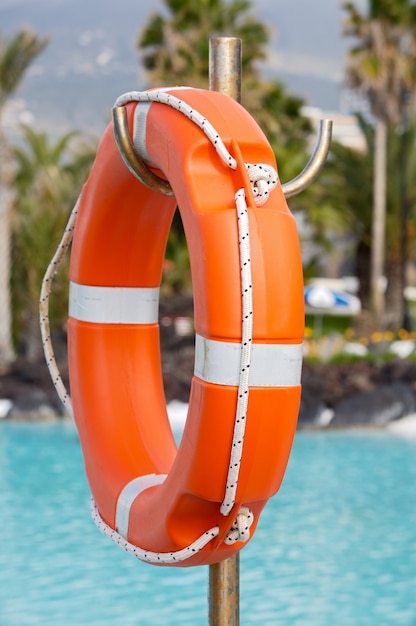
xmin=224 ymin=507 xmax=254 ymax=545
xmin=245 ymin=163 xmax=278 ymax=206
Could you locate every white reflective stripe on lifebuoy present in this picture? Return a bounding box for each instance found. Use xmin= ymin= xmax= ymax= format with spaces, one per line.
xmin=132 ymin=88 xmax=197 ymax=167
xmin=116 ymin=474 xmax=168 ymax=539
xmin=133 ymin=101 xmax=152 ymax=162
xmin=194 ymin=334 xmax=303 ymax=387
xmin=69 ymin=282 xmax=159 ymax=324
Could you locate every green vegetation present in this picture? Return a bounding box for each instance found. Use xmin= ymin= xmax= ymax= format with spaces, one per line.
xmin=11 ymin=125 xmax=96 ymax=361
xmin=0 ymin=29 xmax=48 ymax=371
xmin=343 ymin=0 xmax=416 ymax=329
xmin=1 ymin=0 xmax=416 ymax=371
xmin=305 ymin=315 xmax=353 ymax=337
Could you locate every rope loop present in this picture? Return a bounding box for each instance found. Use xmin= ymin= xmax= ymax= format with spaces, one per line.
xmin=245 ymin=162 xmax=279 ymax=207
xmin=224 ymin=507 xmax=254 ymax=545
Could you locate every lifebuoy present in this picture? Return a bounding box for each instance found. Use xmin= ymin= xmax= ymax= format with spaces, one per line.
xmin=67 ymin=87 xmax=304 ymax=567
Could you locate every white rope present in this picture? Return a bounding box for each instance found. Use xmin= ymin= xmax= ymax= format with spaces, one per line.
xmin=91 ymin=498 xmax=219 ymax=565
xmin=220 ymin=189 xmax=253 ymax=516
xmin=91 ymin=496 xmax=253 ymax=563
xmin=219 ymin=164 xmax=278 ymax=527
xmin=245 ymin=163 xmax=278 ymax=206
xmin=39 ymin=196 xmax=80 ymax=418
xmin=223 ymin=506 xmax=254 ymax=545
xmin=39 ymin=88 xmax=279 ymax=562
xmin=114 ymin=89 xmax=238 ymax=171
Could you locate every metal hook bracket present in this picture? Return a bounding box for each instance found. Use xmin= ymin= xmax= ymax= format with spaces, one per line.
xmin=281 ymin=120 xmax=333 ymax=198
xmin=112 ymin=106 xmax=174 ymax=197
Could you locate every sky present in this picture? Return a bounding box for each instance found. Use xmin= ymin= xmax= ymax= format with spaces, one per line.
xmin=1 ymin=0 xmax=368 ymax=134
xmin=1 ymin=0 xmax=365 ymax=78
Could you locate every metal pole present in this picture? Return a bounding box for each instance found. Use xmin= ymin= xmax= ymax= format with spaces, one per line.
xmin=208 ymin=36 xmax=242 ymax=626
xmin=208 ymin=552 xmax=240 ymax=625
xmin=209 ymin=37 xmax=242 ymax=102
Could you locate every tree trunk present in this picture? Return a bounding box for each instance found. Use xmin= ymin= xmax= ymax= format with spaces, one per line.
xmin=23 ymin=304 xmax=44 ymax=364
xmin=385 ymin=256 xmax=404 ymax=330
xmin=0 ymin=131 xmax=16 ymax=372
xmin=370 ymin=119 xmax=387 ymax=329
xmin=399 ymin=95 xmax=410 ymax=331
xmin=355 ymin=239 xmax=371 ymax=311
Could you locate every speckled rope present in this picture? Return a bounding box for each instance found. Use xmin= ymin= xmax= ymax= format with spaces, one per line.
xmin=114 ymin=88 xmax=238 ymax=171
xmin=91 ymin=498 xmax=220 ymax=565
xmin=39 ymin=89 xmax=278 ymax=561
xmin=39 ymin=196 xmax=80 ymax=418
xmin=223 ymin=506 xmax=254 ymax=545
xmin=220 ymin=189 xmax=253 ymax=516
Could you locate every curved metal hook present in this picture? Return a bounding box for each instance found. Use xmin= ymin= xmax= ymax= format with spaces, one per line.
xmin=112 ymin=106 xmax=174 ymax=197
xmin=281 ymin=119 xmax=333 ymax=198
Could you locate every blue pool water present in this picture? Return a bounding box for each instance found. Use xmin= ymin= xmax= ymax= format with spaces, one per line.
xmin=1 ymin=421 xmax=416 ymax=626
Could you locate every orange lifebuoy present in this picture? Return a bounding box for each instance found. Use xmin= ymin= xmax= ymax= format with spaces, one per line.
xmin=67 ymin=87 xmax=304 ymax=567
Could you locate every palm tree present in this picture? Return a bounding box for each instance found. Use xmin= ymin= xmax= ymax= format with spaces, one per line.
xmin=138 ymin=0 xmax=311 ymax=180
xmin=137 ymin=0 xmax=312 ymax=291
xmin=139 ymin=0 xmax=267 ymax=86
xmin=312 ymin=110 xmax=416 ymax=334
xmin=343 ymin=0 xmax=416 ymax=330
xmin=11 ymin=125 xmax=96 ymax=362
xmin=301 ymin=121 xmax=373 ymax=308
xmin=0 ymin=29 xmax=48 ymax=371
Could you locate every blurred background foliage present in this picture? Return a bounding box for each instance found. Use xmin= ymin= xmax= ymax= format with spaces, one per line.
xmin=1 ymin=0 xmax=416 ymax=370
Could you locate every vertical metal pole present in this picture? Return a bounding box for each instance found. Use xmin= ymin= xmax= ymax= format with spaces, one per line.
xmin=209 ymin=37 xmax=242 ymax=102
xmin=208 ymin=552 xmax=240 ymax=625
xmin=208 ymin=36 xmax=242 ymax=626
